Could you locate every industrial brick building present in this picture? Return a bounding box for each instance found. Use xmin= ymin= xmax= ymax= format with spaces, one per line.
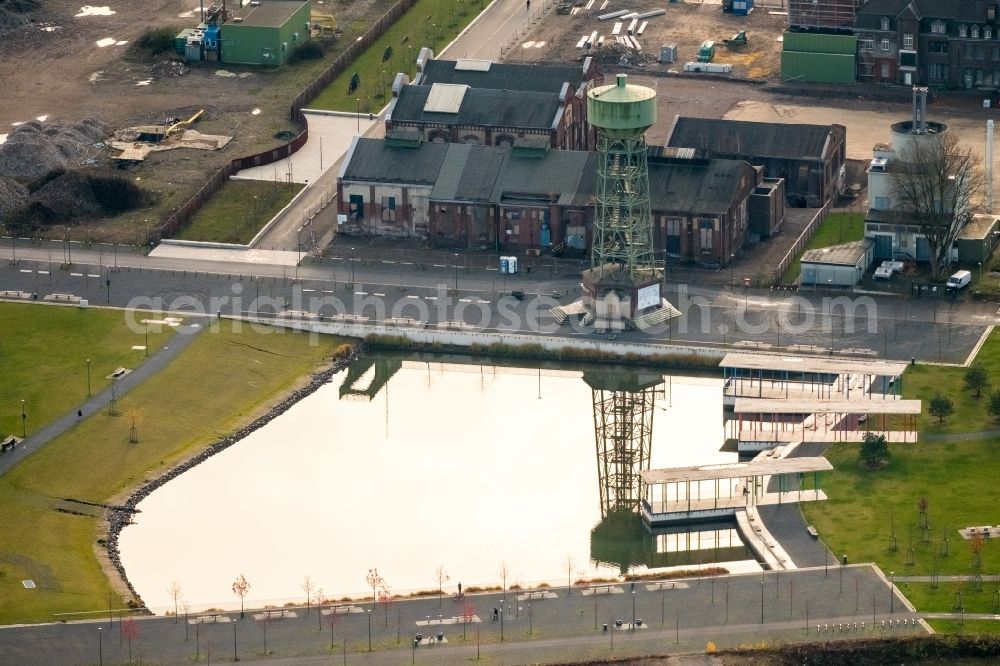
xmin=337 ymin=138 xmax=778 ymax=266
xmin=385 ymin=56 xmax=598 ymax=151
xmin=666 ymin=117 xmax=847 ymax=208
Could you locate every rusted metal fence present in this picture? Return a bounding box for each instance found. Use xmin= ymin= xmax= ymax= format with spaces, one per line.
xmin=156 ymin=0 xmax=417 ymax=242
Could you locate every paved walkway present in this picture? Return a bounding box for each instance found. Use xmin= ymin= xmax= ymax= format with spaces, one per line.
xmin=896 ymin=575 xmax=1000 ymax=583
xmin=0 ymin=315 xmax=206 ymax=477
xmin=0 ymin=565 xmax=922 ymax=665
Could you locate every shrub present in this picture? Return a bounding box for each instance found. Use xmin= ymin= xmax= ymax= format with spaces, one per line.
xmin=289 ymin=41 xmax=324 ymax=63
xmin=137 ymin=27 xmax=180 ymax=56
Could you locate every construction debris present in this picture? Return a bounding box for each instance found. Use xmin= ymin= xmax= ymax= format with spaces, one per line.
xmin=108 ymin=109 xmax=232 ymax=164
xmin=593 ymin=40 xmax=656 ymax=66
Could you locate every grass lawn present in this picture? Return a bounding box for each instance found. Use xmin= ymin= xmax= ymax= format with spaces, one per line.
xmin=0 ymin=303 xmax=172 ymax=439
xmin=927 ymin=619 xmax=1000 ymax=636
xmin=0 ymin=321 xmax=343 ymax=623
xmin=309 ymin=0 xmax=487 ymax=112
xmin=801 ymin=438 xmax=1000 ymax=579
xmin=900 ymin=582 xmax=1000 ymax=615
xmin=174 ymin=180 xmax=303 ymax=244
xmin=902 ymin=329 xmax=1000 ymax=435
xmin=782 ymin=212 xmax=865 ymax=284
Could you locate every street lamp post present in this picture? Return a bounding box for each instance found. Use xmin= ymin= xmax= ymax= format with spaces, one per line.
xmin=356 ymin=99 xmax=361 ymax=132
xmin=889 ymin=571 xmax=895 ymax=614
xmin=20 ymin=399 xmax=26 ymax=438
xmin=98 ymin=627 xmax=103 ymax=666
xmin=760 ymin=580 xmax=764 ymax=624
xmin=631 ymin=590 xmax=636 ymax=631
xmin=367 ymin=609 xmax=372 ymax=651
xmin=87 ymin=359 xmax=92 ymax=397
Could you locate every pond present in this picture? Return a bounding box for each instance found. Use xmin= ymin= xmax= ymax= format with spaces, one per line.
xmin=118 ymin=355 xmax=758 ymax=613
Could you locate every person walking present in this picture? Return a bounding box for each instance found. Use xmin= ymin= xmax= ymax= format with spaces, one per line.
xmin=526 ymin=0 xmax=530 ymax=10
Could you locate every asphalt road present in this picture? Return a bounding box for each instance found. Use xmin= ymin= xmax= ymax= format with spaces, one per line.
xmin=1 ymin=239 xmax=993 ymax=365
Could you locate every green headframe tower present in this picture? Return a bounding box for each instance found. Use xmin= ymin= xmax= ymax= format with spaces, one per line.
xmin=582 ymin=74 xmax=676 ymax=332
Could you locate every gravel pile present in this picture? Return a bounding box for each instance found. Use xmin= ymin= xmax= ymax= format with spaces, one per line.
xmin=29 ymin=170 xmax=105 ymax=220
xmin=0 ymin=0 xmax=40 ymax=34
xmin=0 ymin=175 xmax=27 ymax=220
xmin=0 ymin=117 xmax=108 ymax=180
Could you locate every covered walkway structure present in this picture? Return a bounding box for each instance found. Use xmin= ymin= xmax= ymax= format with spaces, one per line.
xmin=640 ymin=457 xmax=832 ymax=526
xmin=731 ymin=397 xmax=921 ymax=448
xmin=721 ymin=352 xmax=908 ymax=405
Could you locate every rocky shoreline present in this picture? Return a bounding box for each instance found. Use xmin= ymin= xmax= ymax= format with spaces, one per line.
xmin=104 ymin=341 xmax=367 ymax=612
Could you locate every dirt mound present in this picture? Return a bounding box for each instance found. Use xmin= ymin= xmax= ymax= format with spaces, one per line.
xmin=0 ymin=175 xmax=28 ymax=220
xmin=0 ymin=118 xmax=107 ymax=179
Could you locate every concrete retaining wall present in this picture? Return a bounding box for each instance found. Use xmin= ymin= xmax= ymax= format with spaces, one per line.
xmin=231 ymin=314 xmax=728 ymax=361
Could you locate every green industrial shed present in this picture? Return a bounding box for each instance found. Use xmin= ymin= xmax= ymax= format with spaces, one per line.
xmin=781 ymin=32 xmax=856 ymax=85
xmin=221 ymin=0 xmax=312 ymax=66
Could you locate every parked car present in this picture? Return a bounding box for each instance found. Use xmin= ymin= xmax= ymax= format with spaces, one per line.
xmin=946 ymin=270 xmax=972 ymax=291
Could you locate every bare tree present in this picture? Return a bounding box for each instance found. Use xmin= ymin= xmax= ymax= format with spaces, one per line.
xmin=365 ymin=568 xmax=385 ymax=609
xmin=378 ymin=587 xmax=395 ymax=627
xmin=565 ymin=555 xmax=575 ymax=596
xmin=891 ymin=132 xmax=985 ymax=278
xmin=232 ymin=574 xmax=251 ymax=619
xmin=315 ymin=587 xmax=325 ymax=630
xmin=434 ymin=565 xmax=449 ymax=604
xmin=122 ymin=617 xmax=139 ymax=663
xmin=498 ymin=561 xmax=510 ymax=602
xmin=301 ymin=575 xmax=314 ymax=616
xmin=166 ymin=581 xmax=183 ymax=623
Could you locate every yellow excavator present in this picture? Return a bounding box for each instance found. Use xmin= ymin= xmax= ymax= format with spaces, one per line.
xmin=165 ymin=109 xmax=204 ymax=138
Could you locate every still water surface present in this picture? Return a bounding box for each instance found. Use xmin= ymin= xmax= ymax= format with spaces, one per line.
xmin=119 ymin=358 xmax=756 ymax=612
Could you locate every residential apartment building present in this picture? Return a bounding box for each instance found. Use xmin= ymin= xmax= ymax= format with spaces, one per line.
xmin=856 ymin=0 xmax=1000 ymax=88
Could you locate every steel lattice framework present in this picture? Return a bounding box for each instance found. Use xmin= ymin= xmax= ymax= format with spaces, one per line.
xmin=592 ymin=384 xmax=658 ymax=517
xmin=591 ymin=133 xmax=656 ymax=281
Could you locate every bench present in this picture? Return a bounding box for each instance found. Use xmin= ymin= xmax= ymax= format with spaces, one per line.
xmin=806 ymin=525 xmax=819 ymax=538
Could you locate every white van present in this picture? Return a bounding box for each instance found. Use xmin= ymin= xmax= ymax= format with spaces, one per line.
xmin=946 ymin=270 xmax=972 ymax=290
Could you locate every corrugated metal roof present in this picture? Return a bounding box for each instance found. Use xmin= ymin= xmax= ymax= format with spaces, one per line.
xmin=668 ymin=117 xmax=839 ymax=161
xmin=393 ymin=85 xmax=561 ymax=129
xmin=420 ymin=59 xmax=586 ymax=93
